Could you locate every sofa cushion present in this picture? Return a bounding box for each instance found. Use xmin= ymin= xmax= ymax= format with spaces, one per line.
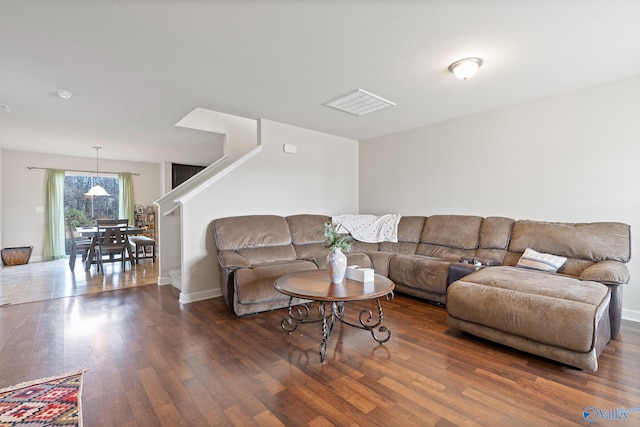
xmin=509 ymin=220 xmax=631 ymax=262
xmin=479 ymin=217 xmax=514 ymax=249
xmin=516 ymin=248 xmax=567 ymax=273
xmin=377 ymin=216 xmax=425 ymax=254
xmin=293 ymin=242 xmax=327 ymax=262
xmin=378 ymin=241 xmax=419 ymax=254
xmin=218 ymin=250 xmax=251 ymax=269
xmin=415 ymin=244 xmax=476 ymax=261
xmin=237 ymin=245 xmax=298 ymax=265
xmin=389 ymin=255 xmax=450 ymax=295
xmin=397 ymin=216 xmax=427 ymax=243
xmin=447 ymin=266 xmax=610 ymax=353
xmin=214 ymin=215 xmax=292 ymax=251
xmin=421 ymin=215 xmax=483 ymax=249
xmin=351 ymin=241 xmax=380 ymax=252
xmin=287 ymin=214 xmax=330 ymax=245
xmin=234 ymin=260 xmax=317 ymax=305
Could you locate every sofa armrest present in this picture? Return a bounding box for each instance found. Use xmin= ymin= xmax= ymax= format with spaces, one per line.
xmin=218 ymin=250 xmax=251 ymax=269
xmin=579 ymin=261 xmax=630 ymax=285
xmin=365 ymin=251 xmax=396 ymax=277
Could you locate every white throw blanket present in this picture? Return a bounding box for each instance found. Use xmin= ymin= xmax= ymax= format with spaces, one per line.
xmin=332 ymin=214 xmax=402 ymax=243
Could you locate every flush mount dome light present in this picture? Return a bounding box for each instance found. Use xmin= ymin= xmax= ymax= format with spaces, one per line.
xmin=448 ymin=57 xmax=483 ymax=80
xmin=56 ymin=89 xmax=74 ymax=99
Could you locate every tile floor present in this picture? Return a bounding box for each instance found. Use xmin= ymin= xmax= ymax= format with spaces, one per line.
xmin=0 ymin=256 xmax=159 ymax=306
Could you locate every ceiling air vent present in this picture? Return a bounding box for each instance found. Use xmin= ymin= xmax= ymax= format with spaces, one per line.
xmin=323 ymin=89 xmax=396 ymax=116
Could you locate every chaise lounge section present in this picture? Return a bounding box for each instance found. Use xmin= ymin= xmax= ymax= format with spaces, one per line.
xmin=447 ymin=266 xmax=612 ymax=371
xmin=446 ymin=220 xmax=630 ymax=371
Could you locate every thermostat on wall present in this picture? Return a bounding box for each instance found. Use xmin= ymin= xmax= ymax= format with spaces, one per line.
xmin=283 ymin=144 xmax=297 ymax=154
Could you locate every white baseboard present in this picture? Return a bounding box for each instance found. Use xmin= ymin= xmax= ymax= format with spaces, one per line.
xmin=157 ymin=275 xmax=172 ymax=286
xmin=622 ymin=308 xmax=640 ymax=323
xmin=179 ymin=288 xmax=222 ymax=304
xmin=166 ymin=269 xmax=182 ymax=290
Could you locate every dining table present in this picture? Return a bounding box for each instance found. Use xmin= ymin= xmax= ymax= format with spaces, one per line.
xmin=76 ymin=225 xmax=144 ymax=271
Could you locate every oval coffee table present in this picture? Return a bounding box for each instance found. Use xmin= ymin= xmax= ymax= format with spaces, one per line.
xmin=274 ymin=269 xmax=395 ymax=363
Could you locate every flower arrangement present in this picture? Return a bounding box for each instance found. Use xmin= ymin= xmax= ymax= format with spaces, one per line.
xmin=324 ymin=222 xmax=353 ymax=252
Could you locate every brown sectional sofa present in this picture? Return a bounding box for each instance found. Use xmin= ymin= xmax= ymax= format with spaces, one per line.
xmin=212 ymin=213 xmax=630 ymax=371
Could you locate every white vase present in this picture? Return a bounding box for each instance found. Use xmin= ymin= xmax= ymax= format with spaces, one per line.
xmin=327 ymin=248 xmax=347 ymax=284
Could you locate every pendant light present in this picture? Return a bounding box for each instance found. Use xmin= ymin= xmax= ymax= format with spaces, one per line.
xmin=85 ymin=146 xmax=110 ymax=196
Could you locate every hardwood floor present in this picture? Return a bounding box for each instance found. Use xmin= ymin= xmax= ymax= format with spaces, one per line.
xmin=0 ymin=281 xmax=639 ymax=426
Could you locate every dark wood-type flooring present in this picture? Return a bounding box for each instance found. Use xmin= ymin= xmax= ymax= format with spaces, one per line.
xmin=1 ymin=269 xmax=639 ymax=425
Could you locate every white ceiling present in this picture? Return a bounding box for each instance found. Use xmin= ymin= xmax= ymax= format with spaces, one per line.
xmin=2 ymin=1 xmax=640 ymax=164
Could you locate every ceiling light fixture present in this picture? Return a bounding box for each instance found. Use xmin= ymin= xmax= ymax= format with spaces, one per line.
xmin=448 ymin=57 xmax=483 ymax=80
xmin=323 ymin=89 xmax=396 ymax=116
xmin=85 ymin=146 xmax=110 ymax=197
xmin=56 ymin=89 xmax=75 ymax=99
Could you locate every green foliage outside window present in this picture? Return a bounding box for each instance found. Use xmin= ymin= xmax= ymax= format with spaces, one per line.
xmin=63 ymin=175 xmax=120 ymax=255
xmin=63 ymin=175 xmax=119 ymax=225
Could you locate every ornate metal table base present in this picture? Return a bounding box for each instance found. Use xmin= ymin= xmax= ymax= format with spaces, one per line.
xmin=281 ymin=293 xmax=394 ymax=363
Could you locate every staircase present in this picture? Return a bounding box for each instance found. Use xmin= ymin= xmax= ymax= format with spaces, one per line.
xmin=154 ymin=108 xmax=261 ymax=292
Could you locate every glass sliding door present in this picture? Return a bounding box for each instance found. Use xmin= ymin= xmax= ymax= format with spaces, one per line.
xmin=63 ymin=172 xmax=120 ymax=254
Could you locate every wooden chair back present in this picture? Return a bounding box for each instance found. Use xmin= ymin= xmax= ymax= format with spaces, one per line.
xmin=66 ymin=217 xmax=91 ymax=270
xmin=96 ymin=219 xmax=129 ymax=249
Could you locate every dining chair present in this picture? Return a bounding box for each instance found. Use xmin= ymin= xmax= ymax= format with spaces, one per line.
xmin=95 ymin=218 xmax=130 ymax=272
xmin=66 ymin=217 xmax=92 ymax=271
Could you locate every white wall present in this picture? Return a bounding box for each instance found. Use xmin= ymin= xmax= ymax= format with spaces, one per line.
xmin=0 ymin=150 xmax=3 ymax=250
xmin=1 ymin=150 xmax=162 ymax=259
xmin=178 ymin=119 xmax=359 ymax=302
xmin=360 ymin=76 xmax=640 ymax=320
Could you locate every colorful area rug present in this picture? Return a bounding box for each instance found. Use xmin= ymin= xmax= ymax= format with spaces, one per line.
xmin=0 ymin=370 xmax=85 ymax=426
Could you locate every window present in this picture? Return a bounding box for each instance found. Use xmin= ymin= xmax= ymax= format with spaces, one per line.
xmin=64 ymin=173 xmax=119 ymax=228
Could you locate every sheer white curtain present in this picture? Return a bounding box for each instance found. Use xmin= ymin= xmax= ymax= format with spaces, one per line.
xmin=43 ymin=169 xmax=66 ymax=260
xmin=118 ymin=173 xmax=135 ymax=225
